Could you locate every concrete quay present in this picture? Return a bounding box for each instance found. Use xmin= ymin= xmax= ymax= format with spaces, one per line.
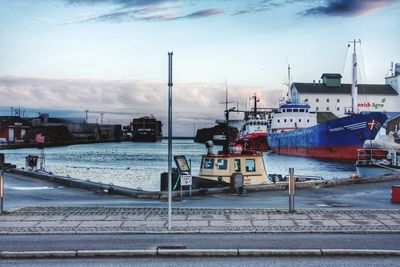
xmin=7 ymin=168 xmax=400 ymax=199
xmin=1 ymin=207 xmax=400 ymax=235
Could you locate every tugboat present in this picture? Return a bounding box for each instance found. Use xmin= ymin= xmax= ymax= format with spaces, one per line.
xmin=236 ymin=95 xmax=270 ymax=151
xmin=196 ymin=141 xmax=271 ymax=187
xmin=355 ymin=131 xmax=400 ymax=177
xmin=130 ymin=115 xmax=162 ymax=142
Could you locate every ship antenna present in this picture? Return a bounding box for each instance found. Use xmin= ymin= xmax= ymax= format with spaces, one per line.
xmin=219 ymin=80 xmax=234 ymax=153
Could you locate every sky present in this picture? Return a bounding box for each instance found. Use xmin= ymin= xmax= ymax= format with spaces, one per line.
xmin=0 ymin=0 xmax=399 ymax=136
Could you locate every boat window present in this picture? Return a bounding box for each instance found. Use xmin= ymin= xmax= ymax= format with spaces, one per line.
xmin=326 ymin=107 xmax=330 ymax=111
xmin=287 ymin=109 xmax=292 ymax=112
xmin=284 ymin=119 xmax=287 ymax=123
xmin=245 ymin=159 xmax=256 ymax=172
xmin=277 ymin=119 xmax=280 ymax=123
xmin=282 ymin=109 xmax=286 ymax=113
xmin=300 ymin=109 xmax=304 ymax=112
xmin=299 ymin=119 xmax=302 ymax=122
xmin=306 ymin=109 xmax=309 ymax=113
xmin=326 ymin=98 xmax=329 ymax=103
xmin=337 ymin=99 xmax=340 ymax=103
xmin=234 ymin=159 xmax=241 ymax=172
xmin=307 ymin=119 xmax=310 ymax=123
xmin=217 ymin=159 xmax=227 ymax=170
xmin=293 ymin=109 xmax=298 ymax=112
xmin=337 ymin=107 xmax=340 ymax=111
xmin=316 ymin=99 xmax=319 ymax=103
xmin=290 ymin=119 xmax=293 ymax=122
xmin=203 ymin=158 xmax=214 ymax=169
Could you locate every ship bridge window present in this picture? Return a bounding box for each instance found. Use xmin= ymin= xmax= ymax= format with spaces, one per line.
xmin=234 ymin=159 xmax=241 ymax=172
xmin=245 ymin=159 xmax=256 ymax=172
xmin=217 ymin=159 xmax=227 ymax=170
xmin=293 ymin=109 xmax=298 ymax=112
xmin=203 ymin=158 xmax=214 ymax=169
xmin=300 ymin=109 xmax=304 ymax=112
xmin=287 ymin=109 xmax=292 ymax=112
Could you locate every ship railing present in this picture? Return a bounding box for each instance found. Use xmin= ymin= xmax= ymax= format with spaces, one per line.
xmin=357 ymin=148 xmax=388 ymax=162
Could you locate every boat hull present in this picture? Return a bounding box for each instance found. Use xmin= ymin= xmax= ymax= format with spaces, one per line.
xmin=355 ymin=164 xmax=400 ymax=177
xmin=267 ymin=112 xmax=387 ymax=161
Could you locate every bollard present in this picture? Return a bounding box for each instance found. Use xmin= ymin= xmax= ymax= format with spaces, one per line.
xmin=0 ymin=170 xmax=4 ymax=214
xmin=288 ymin=168 xmax=295 ymax=213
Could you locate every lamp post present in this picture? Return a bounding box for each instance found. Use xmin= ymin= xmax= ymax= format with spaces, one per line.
xmin=167 ymin=51 xmax=173 ymax=230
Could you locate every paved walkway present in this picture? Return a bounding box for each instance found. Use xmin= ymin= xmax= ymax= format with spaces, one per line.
xmin=1 ymin=207 xmax=400 ymax=234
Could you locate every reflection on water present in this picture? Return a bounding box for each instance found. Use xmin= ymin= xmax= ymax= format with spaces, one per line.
xmin=2 ymin=140 xmax=356 ymax=191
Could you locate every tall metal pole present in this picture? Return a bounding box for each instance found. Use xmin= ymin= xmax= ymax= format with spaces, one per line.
xmin=167 ymin=51 xmax=173 ymax=230
xmin=0 ymin=170 xmax=4 ymax=214
xmin=288 ymin=168 xmax=295 ymax=213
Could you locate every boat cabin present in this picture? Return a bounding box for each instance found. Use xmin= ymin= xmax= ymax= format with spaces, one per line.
xmin=269 ymin=103 xmax=317 ymax=133
xmin=199 ymin=149 xmax=270 ymax=186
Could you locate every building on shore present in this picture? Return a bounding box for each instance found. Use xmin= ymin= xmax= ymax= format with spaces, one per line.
xmin=290 ymin=68 xmax=400 ymax=117
xmin=0 ymin=116 xmax=30 ymax=143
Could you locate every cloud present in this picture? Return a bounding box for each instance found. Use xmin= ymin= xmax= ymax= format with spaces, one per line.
xmin=0 ymin=76 xmax=281 ymax=135
xmin=78 ymin=7 xmax=222 ymax=23
xmin=64 ymin=0 xmax=174 ymax=8
xmin=301 ymin=0 xmax=396 ymax=17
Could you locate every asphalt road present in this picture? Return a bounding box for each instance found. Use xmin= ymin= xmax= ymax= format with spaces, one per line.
xmin=0 ymin=233 xmax=399 ymax=251
xmin=3 ymin=172 xmax=400 ymax=210
xmin=2 ymin=256 xmax=400 ymax=267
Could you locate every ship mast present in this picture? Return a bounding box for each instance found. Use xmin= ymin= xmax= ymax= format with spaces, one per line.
xmin=350 ymin=39 xmax=361 ymax=113
xmin=287 ymin=65 xmax=291 ymax=102
xmin=250 ymin=94 xmax=260 ymax=116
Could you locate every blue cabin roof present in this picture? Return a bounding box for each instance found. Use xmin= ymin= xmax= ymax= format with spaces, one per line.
xmin=279 ymin=103 xmax=311 ymax=109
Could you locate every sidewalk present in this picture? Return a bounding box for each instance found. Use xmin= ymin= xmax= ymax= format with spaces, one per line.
xmin=1 ymin=207 xmax=400 ymax=234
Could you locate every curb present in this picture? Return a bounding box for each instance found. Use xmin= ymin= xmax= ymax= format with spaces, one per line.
xmin=1 ymin=249 xmax=400 ymax=259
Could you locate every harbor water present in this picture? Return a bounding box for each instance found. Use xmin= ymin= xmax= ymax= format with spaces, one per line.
xmin=2 ymin=139 xmax=355 ymax=191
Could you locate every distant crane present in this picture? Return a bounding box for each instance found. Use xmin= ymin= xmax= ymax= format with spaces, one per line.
xmin=100 ymin=113 xmax=104 ymax=125
xmin=84 ymin=110 xmax=89 ymax=123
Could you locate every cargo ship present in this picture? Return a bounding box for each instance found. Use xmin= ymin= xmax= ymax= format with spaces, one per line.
xmin=267 ymin=40 xmax=388 ymax=161
xmin=130 ymin=115 xmax=162 ymax=142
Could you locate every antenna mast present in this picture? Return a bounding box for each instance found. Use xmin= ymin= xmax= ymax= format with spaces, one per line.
xmin=349 ymin=39 xmax=361 ymax=113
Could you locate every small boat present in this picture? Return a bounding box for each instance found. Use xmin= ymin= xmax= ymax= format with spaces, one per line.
xmin=355 ymin=131 xmax=400 ymax=177
xmin=195 ymin=141 xmax=271 ymax=187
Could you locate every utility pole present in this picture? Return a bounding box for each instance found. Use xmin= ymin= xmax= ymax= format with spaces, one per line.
xmin=100 ymin=113 xmax=104 ymax=125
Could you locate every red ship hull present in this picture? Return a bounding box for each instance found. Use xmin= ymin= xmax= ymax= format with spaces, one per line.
xmin=237 ymin=132 xmax=270 ymax=151
xmin=271 ymin=145 xmax=362 ymax=161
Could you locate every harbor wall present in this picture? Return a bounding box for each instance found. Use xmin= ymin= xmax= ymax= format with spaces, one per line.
xmin=5 ymin=168 xmax=400 ymax=199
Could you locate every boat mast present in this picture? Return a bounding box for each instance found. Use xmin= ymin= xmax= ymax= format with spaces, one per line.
xmin=350 ymin=39 xmax=361 ymax=113
xmin=251 ymin=94 xmax=259 ymax=116
xmin=287 ymin=65 xmax=291 ymax=102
